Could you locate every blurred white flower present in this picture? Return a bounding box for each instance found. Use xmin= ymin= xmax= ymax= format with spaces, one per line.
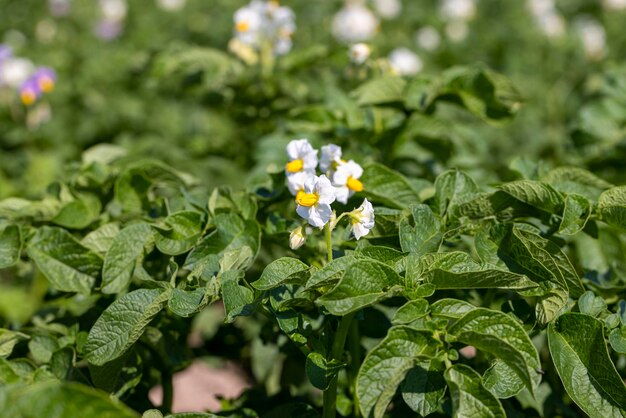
xmin=0 ymin=57 xmax=34 ymax=88
xmin=349 ymin=199 xmax=375 ymax=239
xmin=373 ymin=0 xmax=402 ymax=19
xmin=287 ymin=170 xmax=314 ymax=196
xmin=440 ymin=0 xmax=476 ymax=21
xmin=99 ymin=0 xmax=127 ymax=22
xmin=349 ymin=43 xmax=371 ymax=64
xmin=233 ymin=0 xmax=296 ymax=56
xmin=603 ymin=0 xmax=626 ymax=10
xmin=528 ymin=0 xmax=555 ymax=16
xmin=332 ymin=160 xmax=364 ymax=204
xmin=289 ymin=226 xmax=306 ymax=249
xmin=445 ymin=20 xmax=469 ymax=42
xmin=332 ymin=3 xmax=379 ymax=44
xmin=156 ymin=0 xmax=186 ymax=11
xmin=296 ymin=175 xmax=336 ymax=228
xmin=415 ymin=26 xmax=441 ymax=51
xmin=537 ymin=12 xmax=565 ymax=38
xmin=575 ymin=17 xmax=606 ymax=60
xmin=286 ymin=138 xmax=318 ymax=175
xmin=388 ymin=47 xmax=422 ymax=75
xmin=320 ymin=144 xmax=343 ymax=173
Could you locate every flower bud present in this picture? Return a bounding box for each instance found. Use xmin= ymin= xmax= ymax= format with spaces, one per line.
xmin=289 ymin=226 xmax=306 ymax=249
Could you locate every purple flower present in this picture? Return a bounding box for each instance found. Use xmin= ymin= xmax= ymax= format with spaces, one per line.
xmin=0 ymin=45 xmax=12 ymax=63
xmin=33 ymin=66 xmax=56 ymax=93
xmin=19 ymin=78 xmax=42 ymax=106
xmin=93 ymin=19 xmax=123 ymax=40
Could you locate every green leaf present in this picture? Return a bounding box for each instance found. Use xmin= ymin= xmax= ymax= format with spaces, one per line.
xmin=547 ymin=313 xmax=626 ymax=418
xmin=81 ymin=223 xmax=120 ymax=256
xmin=306 ymin=255 xmax=357 ymax=289
xmin=360 ymin=163 xmax=421 ymax=209
xmin=306 ymin=352 xmax=345 ymax=391
xmin=434 ymin=170 xmax=478 ymax=219
xmin=355 ymin=246 xmax=405 ymax=273
xmin=52 ymin=193 xmax=101 ymax=230
xmin=168 ymin=287 xmax=214 ymax=317
xmin=0 ymin=224 xmax=20 ymax=269
xmin=399 ymin=204 xmax=442 ymax=255
xmin=0 ymin=329 xmax=28 ymax=358
xmin=448 ymin=308 xmax=541 ymax=396
xmin=102 ymin=223 xmax=155 ymax=294
xmin=317 ymin=260 xmax=402 ymax=316
xmin=27 ymin=226 xmax=102 ymax=294
xmin=221 ymin=270 xmax=255 ymax=323
xmin=542 ymin=167 xmax=613 ymax=200
xmin=559 ymin=194 xmax=591 ymax=235
xmin=400 ymin=360 xmax=447 ymax=416
xmin=392 ymin=299 xmax=429 ymax=325
xmin=498 ymin=180 xmax=563 ymax=214
xmin=609 ymin=326 xmax=626 ymax=354
xmin=498 ymin=227 xmax=570 ymax=324
xmin=184 ymin=213 xmax=260 ymax=274
xmin=352 ymin=76 xmax=407 ymax=106
xmin=418 ymin=252 xmax=539 ymax=291
xmin=578 ymin=291 xmax=607 ymax=317
xmin=85 ymin=289 xmax=170 ymax=365
xmin=154 ymin=211 xmax=204 ymax=256
xmin=444 ymin=364 xmax=506 ymax=418
xmin=252 ymin=257 xmax=310 ymax=291
xmin=598 ymin=186 xmax=626 ymax=230
xmin=357 ymin=326 xmax=440 ymax=418
xmin=430 ymin=298 xmax=476 ymax=319
xmin=28 ymin=334 xmax=58 ymax=364
xmin=2 ymin=381 xmax=139 ymax=418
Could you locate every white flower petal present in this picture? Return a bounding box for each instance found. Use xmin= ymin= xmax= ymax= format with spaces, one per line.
xmin=334 ymin=186 xmax=350 ymax=204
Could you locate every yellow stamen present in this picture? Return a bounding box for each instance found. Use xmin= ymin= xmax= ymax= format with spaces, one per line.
xmin=236 ymin=20 xmax=250 ymax=32
xmin=296 ymin=192 xmax=319 ymax=207
xmin=347 ymin=176 xmax=364 ymax=192
xmin=21 ymin=91 xmax=36 ymax=106
xmin=286 ymin=159 xmax=304 ymax=173
xmin=39 ymin=78 xmax=54 ymax=93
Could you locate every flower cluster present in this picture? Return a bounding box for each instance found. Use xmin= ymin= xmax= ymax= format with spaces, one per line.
xmin=0 ymin=45 xmax=56 ymax=106
xmin=284 ymin=139 xmax=374 ymax=247
xmin=232 ymin=0 xmax=296 ymax=57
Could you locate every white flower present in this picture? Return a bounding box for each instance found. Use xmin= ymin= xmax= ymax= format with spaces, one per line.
xmin=296 ymin=175 xmax=336 ymax=228
xmin=528 ymin=0 xmax=555 ymax=16
xmin=289 ymin=226 xmax=306 ymax=249
xmin=373 ymin=0 xmax=402 ymax=19
xmin=332 ymin=160 xmax=364 ymax=204
xmin=287 ymin=170 xmax=314 ymax=196
xmin=536 ymin=12 xmax=565 ymax=38
xmin=99 ymin=0 xmax=127 ymax=22
xmin=445 ymin=20 xmax=469 ymax=42
xmin=332 ymin=4 xmax=379 ymax=44
xmin=350 ymin=199 xmax=375 ymax=240
xmin=233 ymin=0 xmax=296 ymax=56
xmin=286 ymin=138 xmax=318 ymax=175
xmin=575 ymin=17 xmax=606 ymax=60
xmin=156 ymin=0 xmax=186 ymax=11
xmin=415 ymin=26 xmax=441 ymax=51
xmin=440 ymin=0 xmax=476 ymax=21
xmin=604 ymin=0 xmax=626 ymax=9
xmin=388 ymin=48 xmax=422 ymax=76
xmin=320 ymin=144 xmax=343 ymax=173
xmin=349 ymin=43 xmax=371 ymax=64
xmin=0 ymin=57 xmax=34 ymax=88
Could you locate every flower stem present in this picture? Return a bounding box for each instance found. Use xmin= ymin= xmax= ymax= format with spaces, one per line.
xmin=322 ymin=312 xmax=356 ymax=418
xmin=160 ymin=369 xmax=174 ymax=414
xmin=325 ymin=222 xmax=333 ymax=262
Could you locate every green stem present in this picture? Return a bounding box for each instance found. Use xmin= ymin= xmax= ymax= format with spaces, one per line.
xmin=323 ymin=313 xmax=356 ymax=418
xmin=348 ymin=319 xmax=362 ymax=418
xmin=325 ymin=222 xmax=333 ymax=262
xmin=160 ymin=369 xmax=174 ymax=414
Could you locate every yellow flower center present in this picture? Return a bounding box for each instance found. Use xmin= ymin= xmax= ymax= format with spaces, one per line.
xmin=21 ymin=91 xmax=36 ymax=106
xmin=286 ymin=159 xmax=304 ymax=173
xmin=39 ymin=77 xmax=54 ymax=93
xmin=347 ymin=176 xmax=364 ymax=192
xmin=236 ymin=20 xmax=250 ymax=32
xmin=296 ymin=192 xmax=319 ymax=207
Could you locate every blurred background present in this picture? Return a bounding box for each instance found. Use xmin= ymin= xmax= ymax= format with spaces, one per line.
xmin=1 ymin=0 xmax=625 ymax=197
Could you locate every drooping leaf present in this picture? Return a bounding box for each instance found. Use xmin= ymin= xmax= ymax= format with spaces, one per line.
xmin=27 ymin=227 xmax=102 ymax=294
xmin=102 ymin=223 xmax=154 ymax=294
xmin=85 ymin=288 xmax=170 ymax=365
xmin=547 ymin=313 xmax=626 ymax=418
xmin=317 ymin=260 xmax=402 ymax=316
xmin=305 ymin=352 xmax=345 ymax=391
xmin=498 ymin=180 xmax=563 ymax=214
xmin=357 ymin=326 xmax=441 ymax=418
xmin=221 ymin=270 xmax=255 ymax=323
xmin=400 ymin=360 xmax=447 ymax=416
xmin=252 ymin=257 xmax=310 ymax=291
xmin=444 ymin=364 xmax=506 ymax=418
xmin=168 ymin=287 xmax=215 ymax=317
xmin=559 ymin=194 xmax=591 ymax=235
